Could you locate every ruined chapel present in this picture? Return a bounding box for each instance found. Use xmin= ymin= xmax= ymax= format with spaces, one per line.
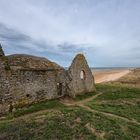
xmin=0 ymin=45 xmax=96 ymax=114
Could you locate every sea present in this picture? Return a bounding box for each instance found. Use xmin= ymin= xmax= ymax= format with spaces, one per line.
xmin=65 ymin=67 xmax=136 ymax=71
xmin=91 ymin=67 xmax=135 ymax=72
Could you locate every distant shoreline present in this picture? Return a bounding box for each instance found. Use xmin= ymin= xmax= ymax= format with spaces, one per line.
xmin=91 ymin=67 xmax=136 ymax=71
xmin=92 ymin=69 xmax=132 ymax=84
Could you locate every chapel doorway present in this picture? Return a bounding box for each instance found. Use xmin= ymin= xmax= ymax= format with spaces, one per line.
xmin=57 ymin=83 xmax=62 ymax=96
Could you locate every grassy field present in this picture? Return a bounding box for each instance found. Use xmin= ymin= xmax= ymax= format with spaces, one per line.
xmin=0 ymin=84 xmax=140 ymax=140
xmin=86 ymin=84 xmax=140 ymax=122
xmin=111 ymin=68 xmax=140 ymax=87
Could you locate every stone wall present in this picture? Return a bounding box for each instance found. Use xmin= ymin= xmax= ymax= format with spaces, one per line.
xmin=0 ymin=63 xmax=69 ymax=115
xmin=0 ymin=47 xmax=96 ymax=115
xmin=0 ymin=45 xmax=5 ymax=56
xmin=68 ymin=54 xmax=96 ymax=97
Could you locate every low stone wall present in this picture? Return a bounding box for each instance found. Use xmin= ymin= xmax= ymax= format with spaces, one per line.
xmin=0 ymin=67 xmax=69 ymax=115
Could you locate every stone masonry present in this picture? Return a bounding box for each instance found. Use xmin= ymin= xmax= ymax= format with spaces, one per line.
xmin=0 ymin=45 xmax=96 ymax=115
xmin=68 ymin=54 xmax=96 ymax=97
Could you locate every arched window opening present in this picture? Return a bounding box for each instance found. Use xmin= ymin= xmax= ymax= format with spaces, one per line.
xmin=80 ymin=70 xmax=86 ymax=80
xmin=26 ymin=94 xmax=30 ymax=98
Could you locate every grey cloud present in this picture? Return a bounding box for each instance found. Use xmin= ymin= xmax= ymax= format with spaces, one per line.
xmin=0 ymin=23 xmax=86 ymax=54
xmin=58 ymin=43 xmax=85 ymax=53
xmin=0 ymin=23 xmax=54 ymax=55
xmin=0 ymin=23 xmax=30 ymax=42
xmin=0 ymin=0 xmax=140 ymax=67
xmin=0 ymin=23 xmax=87 ymax=66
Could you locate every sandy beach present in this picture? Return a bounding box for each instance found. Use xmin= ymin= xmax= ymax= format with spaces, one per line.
xmin=93 ymin=69 xmax=131 ymax=83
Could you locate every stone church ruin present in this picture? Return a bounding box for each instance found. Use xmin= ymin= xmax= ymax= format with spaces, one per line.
xmin=0 ymin=45 xmax=96 ymax=115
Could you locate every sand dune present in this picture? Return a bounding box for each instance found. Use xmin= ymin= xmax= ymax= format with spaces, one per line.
xmin=93 ymin=69 xmax=131 ymax=83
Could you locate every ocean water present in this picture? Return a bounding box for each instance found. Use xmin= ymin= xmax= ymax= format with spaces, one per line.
xmin=91 ymin=67 xmax=135 ymax=72
xmin=65 ymin=67 xmax=135 ymax=71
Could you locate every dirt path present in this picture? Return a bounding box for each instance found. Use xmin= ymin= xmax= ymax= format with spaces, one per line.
xmin=1 ymin=93 xmax=103 ymax=123
xmin=0 ymin=109 xmax=57 ymax=124
xmin=77 ymin=92 xmax=103 ymax=104
xmin=1 ymin=92 xmax=140 ymax=126
xmin=61 ymin=92 xmax=140 ymax=126
xmin=60 ymin=92 xmax=103 ymax=106
xmin=79 ymin=104 xmax=140 ymax=125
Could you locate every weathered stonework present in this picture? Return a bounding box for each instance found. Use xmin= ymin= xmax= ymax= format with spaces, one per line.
xmin=68 ymin=54 xmax=96 ymax=97
xmin=0 ymin=46 xmax=95 ymax=115
xmin=0 ymin=44 xmax=5 ymax=56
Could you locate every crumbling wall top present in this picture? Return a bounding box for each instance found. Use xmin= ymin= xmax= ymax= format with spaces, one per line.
xmin=0 ymin=44 xmax=5 ymax=57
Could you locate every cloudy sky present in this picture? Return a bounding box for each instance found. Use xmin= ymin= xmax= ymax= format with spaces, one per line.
xmin=0 ymin=0 xmax=140 ymax=67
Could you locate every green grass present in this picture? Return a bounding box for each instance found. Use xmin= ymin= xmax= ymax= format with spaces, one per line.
xmin=0 ymin=108 xmax=96 ymax=140
xmin=5 ymin=100 xmax=66 ymax=119
xmin=0 ymin=84 xmax=140 ymax=139
xmin=87 ymin=102 xmax=140 ymax=122
xmin=2 ymin=91 xmax=97 ymax=120
xmin=86 ymin=84 xmax=140 ymax=122
xmin=0 ymin=107 xmax=140 ymax=140
xmin=95 ymin=84 xmax=140 ymax=100
xmin=74 ymin=92 xmax=97 ymax=101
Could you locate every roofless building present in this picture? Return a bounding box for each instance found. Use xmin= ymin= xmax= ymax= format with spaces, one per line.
xmin=0 ymin=45 xmax=96 ymax=115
